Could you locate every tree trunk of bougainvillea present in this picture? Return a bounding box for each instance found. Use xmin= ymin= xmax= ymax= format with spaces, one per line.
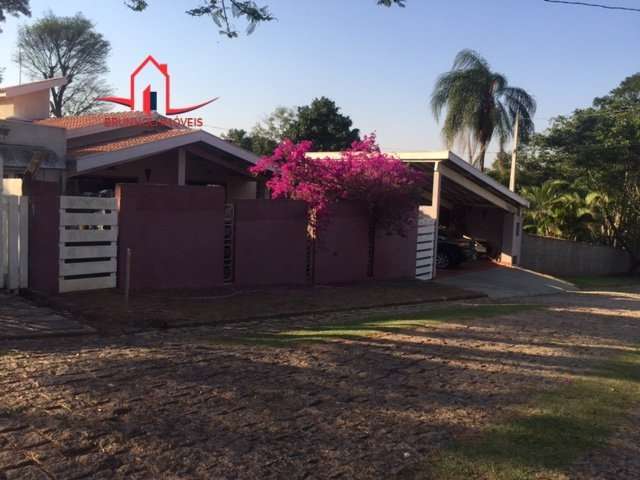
xmin=367 ymin=216 xmax=377 ymax=278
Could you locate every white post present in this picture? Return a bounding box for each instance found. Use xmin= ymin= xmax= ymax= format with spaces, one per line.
xmin=178 ymin=148 xmax=186 ymax=186
xmin=509 ymin=112 xmax=520 ymax=192
xmin=431 ymin=161 xmax=442 ymax=279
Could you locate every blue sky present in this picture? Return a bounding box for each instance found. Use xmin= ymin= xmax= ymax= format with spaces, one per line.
xmin=0 ymin=0 xmax=638 ymax=160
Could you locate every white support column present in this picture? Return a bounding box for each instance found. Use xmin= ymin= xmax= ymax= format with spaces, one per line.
xmin=431 ymin=161 xmax=442 ymax=279
xmin=178 ymin=148 xmax=186 ymax=186
xmin=500 ymin=210 xmax=522 ymax=266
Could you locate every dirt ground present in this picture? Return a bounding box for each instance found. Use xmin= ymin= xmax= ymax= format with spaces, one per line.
xmin=0 ymin=287 xmax=639 ymax=479
xmin=35 ymin=280 xmax=480 ymax=334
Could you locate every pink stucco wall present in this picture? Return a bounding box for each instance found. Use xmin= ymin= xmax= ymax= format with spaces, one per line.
xmin=116 ymin=183 xmax=225 ymax=290
xmin=314 ymin=203 xmax=370 ymax=284
xmin=233 ymin=200 xmax=310 ymax=286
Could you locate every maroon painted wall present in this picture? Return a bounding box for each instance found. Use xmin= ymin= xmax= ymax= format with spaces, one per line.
xmin=28 ymin=181 xmax=60 ymax=294
xmin=116 ymin=184 xmax=225 ymax=290
xmin=374 ymin=214 xmax=418 ymax=280
xmin=314 ymin=202 xmax=370 ymax=285
xmin=234 ymin=200 xmax=309 ymax=286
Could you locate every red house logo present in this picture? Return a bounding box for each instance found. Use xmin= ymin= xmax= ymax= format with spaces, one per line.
xmin=99 ymin=55 xmax=218 ymax=115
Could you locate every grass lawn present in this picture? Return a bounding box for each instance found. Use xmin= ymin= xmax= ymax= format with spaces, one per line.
xmin=221 ymin=304 xmax=540 ymax=346
xmin=219 ymin=301 xmax=640 ymax=479
xmin=426 ymin=347 xmax=640 ymax=479
xmin=565 ymin=274 xmax=640 ymax=290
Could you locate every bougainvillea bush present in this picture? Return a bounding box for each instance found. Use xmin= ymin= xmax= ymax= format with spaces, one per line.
xmin=250 ymin=134 xmax=425 ymax=235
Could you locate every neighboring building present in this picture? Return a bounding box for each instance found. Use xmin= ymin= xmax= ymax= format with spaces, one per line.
xmin=0 ymin=78 xmax=68 ymax=186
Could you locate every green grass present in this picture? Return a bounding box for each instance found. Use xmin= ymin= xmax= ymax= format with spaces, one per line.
xmin=565 ymin=274 xmax=640 ymax=290
xmin=427 ymin=347 xmax=640 ymax=480
xmin=223 ymin=304 xmax=539 ymax=347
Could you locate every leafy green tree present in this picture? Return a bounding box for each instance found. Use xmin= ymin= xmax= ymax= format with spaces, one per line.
xmin=253 ymin=106 xmax=297 ymax=144
xmin=285 ymin=97 xmax=360 ymax=151
xmin=0 ymin=0 xmax=29 ymax=32
xmin=514 ymin=73 xmax=640 ymax=270
xmin=431 ymin=49 xmax=536 ymax=171
xmin=125 ymin=0 xmax=405 ymax=37
xmin=15 ymin=12 xmax=112 ymax=117
xmin=223 ymin=128 xmax=277 ymax=156
xmin=223 ymin=128 xmax=254 ymax=151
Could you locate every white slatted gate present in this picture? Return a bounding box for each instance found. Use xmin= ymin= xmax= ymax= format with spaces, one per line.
xmin=59 ymin=196 xmax=118 ymax=293
xmin=0 ymin=194 xmax=29 ymax=290
xmin=416 ymin=206 xmax=437 ymax=281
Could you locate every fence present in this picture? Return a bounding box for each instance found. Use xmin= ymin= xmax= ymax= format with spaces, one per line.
xmin=0 ymin=194 xmax=29 ymax=290
xmin=520 ymin=234 xmax=632 ymax=277
xmin=415 ymin=206 xmax=437 ymax=280
xmin=25 ymin=183 xmax=427 ymax=293
xmin=58 ymin=196 xmax=118 ymax=293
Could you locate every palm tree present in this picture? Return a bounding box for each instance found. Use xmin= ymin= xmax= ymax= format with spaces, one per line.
xmin=431 ymin=49 xmax=536 ymax=171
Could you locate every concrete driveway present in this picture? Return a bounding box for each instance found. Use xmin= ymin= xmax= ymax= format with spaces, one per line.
xmin=435 ymin=263 xmax=577 ymax=299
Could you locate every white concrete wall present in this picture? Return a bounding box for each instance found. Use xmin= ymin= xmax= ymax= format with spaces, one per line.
xmin=0 ymin=89 xmax=50 ymax=121
xmin=0 ymin=119 xmax=66 ymax=160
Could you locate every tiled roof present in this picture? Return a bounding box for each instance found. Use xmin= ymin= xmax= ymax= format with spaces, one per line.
xmin=69 ymin=129 xmax=195 ymax=158
xmin=35 ymin=111 xmax=151 ymax=130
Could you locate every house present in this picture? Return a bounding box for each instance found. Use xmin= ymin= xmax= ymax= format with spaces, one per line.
xmin=1 ymin=77 xmax=528 ymax=294
xmin=1 ymin=78 xmax=261 ymax=200
xmin=0 ymin=77 xmax=68 ymax=187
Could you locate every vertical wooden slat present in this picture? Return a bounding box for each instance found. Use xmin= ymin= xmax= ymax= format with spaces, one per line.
xmin=7 ymin=196 xmax=19 ymax=290
xmin=19 ymin=197 xmax=29 ymax=288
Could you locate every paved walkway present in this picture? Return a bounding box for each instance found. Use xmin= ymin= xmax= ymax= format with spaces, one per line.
xmin=436 ymin=264 xmax=577 ymax=299
xmin=0 ymin=287 xmax=638 ymax=479
xmin=0 ymin=294 xmax=94 ymax=340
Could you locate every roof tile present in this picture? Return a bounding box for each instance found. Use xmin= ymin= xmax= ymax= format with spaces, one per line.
xmin=35 ymin=111 xmax=153 ymax=130
xmin=69 ymin=129 xmax=195 ymax=158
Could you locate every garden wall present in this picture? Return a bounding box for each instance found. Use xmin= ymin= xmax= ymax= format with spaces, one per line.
xmin=520 ymin=234 xmax=632 ymax=277
xmin=233 ymin=199 xmax=309 ymax=286
xmin=116 ymin=184 xmax=225 ymax=290
xmin=373 ymin=218 xmax=418 ymax=280
xmin=314 ymin=203 xmax=370 ymax=284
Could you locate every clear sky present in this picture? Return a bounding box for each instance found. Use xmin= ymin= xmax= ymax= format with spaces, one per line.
xmin=0 ymin=0 xmax=638 ymax=161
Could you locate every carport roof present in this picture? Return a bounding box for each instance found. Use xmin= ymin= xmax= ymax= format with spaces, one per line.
xmin=307 ymin=150 xmax=529 ymax=211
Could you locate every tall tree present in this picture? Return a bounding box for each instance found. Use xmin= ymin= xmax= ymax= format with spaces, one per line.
xmin=0 ymin=0 xmax=29 ymax=32
xmin=513 ymin=73 xmax=640 ymax=270
xmin=253 ymin=106 xmax=297 ymax=144
xmin=286 ymin=97 xmax=360 ymax=151
xmin=431 ymin=49 xmax=536 ymax=171
xmin=15 ymin=12 xmax=112 ymax=117
xmin=125 ymin=0 xmax=406 ymax=37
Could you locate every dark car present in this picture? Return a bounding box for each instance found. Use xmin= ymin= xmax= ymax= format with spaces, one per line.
xmin=436 ymin=228 xmax=487 ymax=270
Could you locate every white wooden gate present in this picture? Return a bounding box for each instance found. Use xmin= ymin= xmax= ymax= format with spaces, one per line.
xmin=416 ymin=206 xmax=437 ymax=281
xmin=59 ymin=196 xmax=118 ymax=293
xmin=0 ymin=194 xmax=29 ymax=290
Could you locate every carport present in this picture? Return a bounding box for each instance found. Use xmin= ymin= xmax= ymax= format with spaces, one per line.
xmin=395 ymin=151 xmax=529 ymax=279
xmin=307 ymin=149 xmax=530 ymax=281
